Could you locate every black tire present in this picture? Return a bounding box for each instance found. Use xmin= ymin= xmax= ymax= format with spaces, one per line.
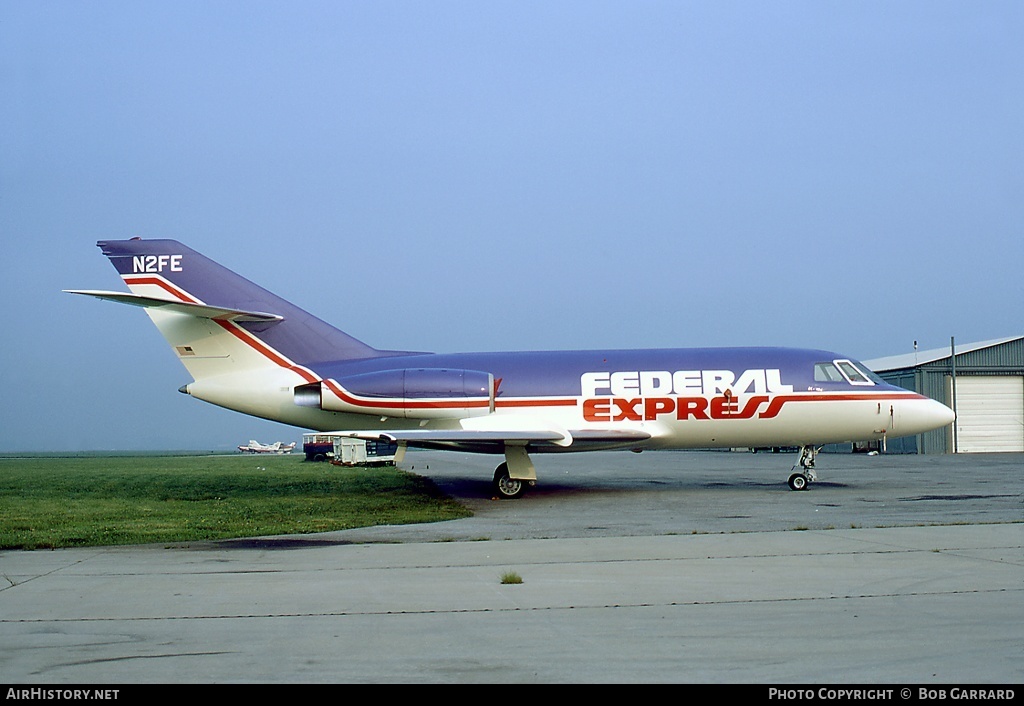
xmin=788 ymin=473 xmax=809 ymax=491
xmin=493 ymin=462 xmax=526 ymax=499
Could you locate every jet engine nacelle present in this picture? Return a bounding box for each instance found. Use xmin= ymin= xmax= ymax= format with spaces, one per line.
xmin=295 ymin=368 xmax=496 ymax=419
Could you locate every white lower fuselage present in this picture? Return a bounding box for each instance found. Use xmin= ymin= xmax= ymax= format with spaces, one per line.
xmin=183 ymin=354 xmax=955 ymax=453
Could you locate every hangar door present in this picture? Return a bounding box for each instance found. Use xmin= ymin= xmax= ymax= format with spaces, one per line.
xmin=951 ymin=376 xmax=1024 ymax=453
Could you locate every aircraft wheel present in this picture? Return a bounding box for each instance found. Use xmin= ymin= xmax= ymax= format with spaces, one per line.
xmin=493 ymin=462 xmax=526 ymax=499
xmin=788 ymin=473 xmax=809 ymax=491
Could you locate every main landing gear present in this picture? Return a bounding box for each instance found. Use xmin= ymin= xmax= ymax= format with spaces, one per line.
xmin=492 ymin=445 xmax=537 ymax=500
xmin=493 ymin=463 xmax=528 ymax=499
xmin=788 ymin=445 xmax=821 ymax=491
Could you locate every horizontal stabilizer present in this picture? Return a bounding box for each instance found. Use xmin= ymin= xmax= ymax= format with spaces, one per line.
xmin=64 ymin=290 xmax=284 ymax=323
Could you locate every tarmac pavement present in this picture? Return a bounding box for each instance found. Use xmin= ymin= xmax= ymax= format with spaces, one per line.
xmin=1 ymin=450 xmax=1021 ymax=684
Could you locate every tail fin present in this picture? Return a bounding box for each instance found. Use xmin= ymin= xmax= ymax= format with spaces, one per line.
xmin=69 ymin=238 xmax=383 ymax=384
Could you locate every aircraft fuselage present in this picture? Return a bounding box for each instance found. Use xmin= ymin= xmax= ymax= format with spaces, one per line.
xmin=187 ymin=346 xmax=952 ymax=453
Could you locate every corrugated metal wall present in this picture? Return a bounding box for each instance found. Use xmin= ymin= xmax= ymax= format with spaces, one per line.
xmin=877 ymin=337 xmax=1024 ymax=453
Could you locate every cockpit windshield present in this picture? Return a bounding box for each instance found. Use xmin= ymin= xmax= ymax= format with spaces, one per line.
xmin=815 ymin=362 xmax=844 ymax=383
xmin=815 ymin=359 xmax=879 ymax=386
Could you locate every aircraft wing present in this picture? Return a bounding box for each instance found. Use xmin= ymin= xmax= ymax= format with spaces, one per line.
xmin=333 ymin=428 xmax=651 ymax=453
xmin=381 ymin=429 xmax=567 ymax=444
xmin=64 ymin=290 xmax=284 ymax=323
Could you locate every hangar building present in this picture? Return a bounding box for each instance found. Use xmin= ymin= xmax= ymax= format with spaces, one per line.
xmin=865 ymin=335 xmax=1024 ymax=454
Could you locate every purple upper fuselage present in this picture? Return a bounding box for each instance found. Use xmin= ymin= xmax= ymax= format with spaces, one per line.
xmin=303 ymin=347 xmax=898 ymax=400
xmin=97 ymin=239 xmax=902 ymax=400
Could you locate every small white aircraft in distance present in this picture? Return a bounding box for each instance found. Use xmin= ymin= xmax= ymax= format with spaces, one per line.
xmin=67 ymin=239 xmax=955 ymax=498
xmin=237 ymin=440 xmax=296 ymax=454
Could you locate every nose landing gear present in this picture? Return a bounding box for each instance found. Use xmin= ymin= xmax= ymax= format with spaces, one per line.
xmin=788 ymin=445 xmax=820 ymax=491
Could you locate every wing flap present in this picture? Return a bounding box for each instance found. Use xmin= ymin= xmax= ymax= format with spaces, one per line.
xmin=64 ymin=290 xmax=284 ymax=323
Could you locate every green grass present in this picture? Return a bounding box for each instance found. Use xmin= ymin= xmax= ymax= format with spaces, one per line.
xmin=0 ymin=454 xmax=471 ymax=549
xmin=500 ymin=570 xmax=523 ymax=585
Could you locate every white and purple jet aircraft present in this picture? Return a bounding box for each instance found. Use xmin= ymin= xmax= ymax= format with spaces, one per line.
xmin=68 ymin=239 xmax=955 ymax=498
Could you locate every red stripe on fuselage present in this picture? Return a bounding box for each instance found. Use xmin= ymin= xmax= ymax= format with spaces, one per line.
xmin=757 ymin=392 xmax=924 ymax=419
xmin=213 ymin=320 xmax=319 ymax=384
xmin=581 ymin=390 xmax=926 ymax=423
xmin=123 ymin=274 xmax=319 ymax=384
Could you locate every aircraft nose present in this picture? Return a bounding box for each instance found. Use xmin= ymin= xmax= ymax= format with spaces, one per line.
xmin=903 ymin=396 xmax=956 ymax=435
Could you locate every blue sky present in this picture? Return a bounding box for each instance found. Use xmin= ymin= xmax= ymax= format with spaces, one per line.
xmin=2 ymin=2 xmax=1022 ymax=451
